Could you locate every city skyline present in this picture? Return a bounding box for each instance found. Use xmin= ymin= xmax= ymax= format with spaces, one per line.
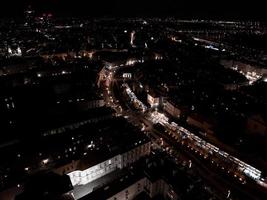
xmin=0 ymin=0 xmax=266 ymax=20
xmin=0 ymin=2 xmax=267 ymax=200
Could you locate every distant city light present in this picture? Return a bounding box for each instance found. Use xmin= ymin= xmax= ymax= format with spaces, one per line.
xmin=42 ymin=158 xmax=49 ymax=165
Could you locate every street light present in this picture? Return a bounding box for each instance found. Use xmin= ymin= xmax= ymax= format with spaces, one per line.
xmin=42 ymin=158 xmax=49 ymax=165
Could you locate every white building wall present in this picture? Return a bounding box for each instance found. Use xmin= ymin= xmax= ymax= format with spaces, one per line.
xmin=68 ymin=142 xmax=150 ymax=187
xmin=68 ymin=154 xmax=121 ymax=186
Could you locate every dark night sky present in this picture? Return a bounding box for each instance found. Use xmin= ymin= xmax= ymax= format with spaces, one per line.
xmin=0 ymin=0 xmax=266 ymax=20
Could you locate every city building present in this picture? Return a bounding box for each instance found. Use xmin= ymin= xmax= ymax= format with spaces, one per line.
xmin=49 ymin=118 xmax=151 ymax=199
xmin=163 ymin=100 xmax=182 ymax=119
xmin=55 ymin=140 xmax=150 ymax=187
xmin=15 ymin=173 xmax=74 ymax=200
xmin=81 ymin=152 xmax=217 ymax=200
xmin=186 ymin=113 xmax=215 ymax=135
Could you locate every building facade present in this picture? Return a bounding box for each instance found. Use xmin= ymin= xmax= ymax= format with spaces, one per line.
xmin=54 ymin=141 xmax=151 ymax=188
xmin=164 ymin=101 xmax=181 ymax=119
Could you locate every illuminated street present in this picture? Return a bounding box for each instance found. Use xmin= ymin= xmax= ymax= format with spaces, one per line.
xmin=98 ymin=52 xmax=267 ymax=199
xmin=0 ymin=2 xmax=267 ymax=200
